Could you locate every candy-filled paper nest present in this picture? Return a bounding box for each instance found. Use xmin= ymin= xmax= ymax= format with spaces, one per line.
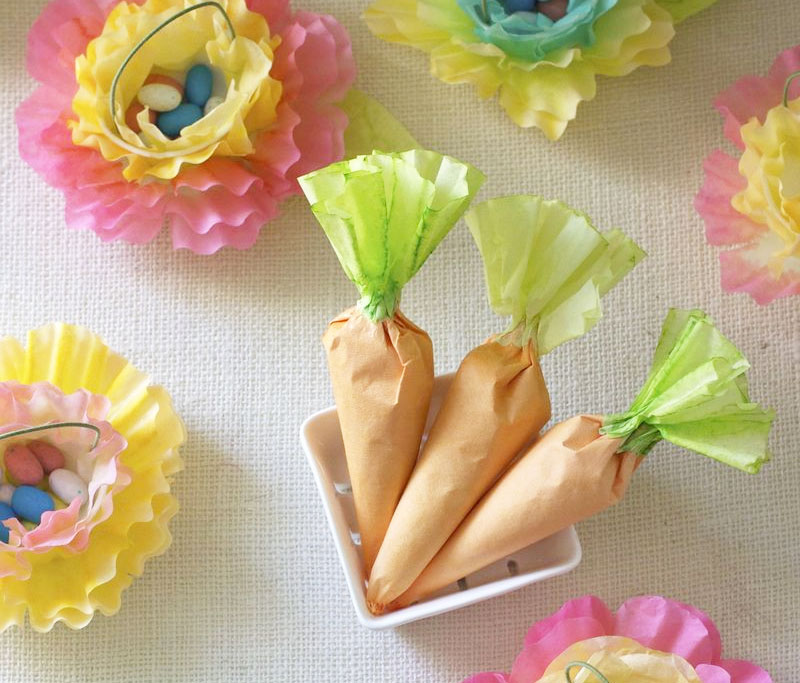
xmin=18 ymin=0 xmax=357 ymax=253
xmin=364 ymin=0 xmax=718 ymax=140
xmin=0 ymin=324 xmax=184 ymax=631
xmin=301 ymin=149 xmax=774 ymax=619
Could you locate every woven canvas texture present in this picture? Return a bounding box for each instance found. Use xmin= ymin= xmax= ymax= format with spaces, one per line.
xmin=0 ymin=0 xmax=798 ymax=680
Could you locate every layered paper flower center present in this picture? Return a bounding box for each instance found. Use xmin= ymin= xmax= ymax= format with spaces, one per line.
xmin=458 ymin=0 xmax=619 ymax=61
xmin=70 ymin=0 xmax=283 ymax=181
xmin=539 ymin=636 xmax=702 ymax=683
xmin=733 ymin=101 xmax=800 ymax=274
xmin=0 ymin=382 xmax=129 ymax=581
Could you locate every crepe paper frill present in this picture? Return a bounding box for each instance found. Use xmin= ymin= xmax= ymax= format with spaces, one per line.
xmin=300 ymin=150 xmax=484 ymax=572
xmin=395 ymin=309 xmax=772 ymax=609
xmin=0 ymin=324 xmax=185 ymax=632
xmin=463 ymin=595 xmax=772 ymax=683
xmin=366 ymin=195 xmax=643 ymax=613
xmin=364 ymin=0 xmax=718 ymax=140
xmin=18 ymin=0 xmax=356 ymax=254
xmin=696 ymin=46 xmax=800 ymax=304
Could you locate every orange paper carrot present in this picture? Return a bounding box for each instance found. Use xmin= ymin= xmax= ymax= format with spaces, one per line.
xmin=368 ymin=196 xmax=644 ymax=612
xmin=300 ymin=150 xmax=484 ymax=572
xmin=394 ymin=309 xmax=773 ymax=609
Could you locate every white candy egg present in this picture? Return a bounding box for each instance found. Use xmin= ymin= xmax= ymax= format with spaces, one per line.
xmin=137 ymin=83 xmax=183 ymax=112
xmin=48 ymin=469 xmax=89 ymax=506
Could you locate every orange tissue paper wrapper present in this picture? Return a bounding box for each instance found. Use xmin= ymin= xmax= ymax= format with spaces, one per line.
xmin=367 ymin=196 xmax=645 ymax=613
xmin=392 ymin=308 xmax=774 ymax=609
xmin=300 ymin=150 xmax=484 ymax=572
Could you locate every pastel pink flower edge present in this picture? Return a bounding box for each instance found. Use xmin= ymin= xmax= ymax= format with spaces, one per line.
xmin=463 ymin=596 xmax=771 ymax=683
xmin=17 ymin=0 xmax=355 ymax=254
xmin=0 ymin=381 xmax=130 ymax=581
xmin=696 ymin=46 xmax=800 ymax=304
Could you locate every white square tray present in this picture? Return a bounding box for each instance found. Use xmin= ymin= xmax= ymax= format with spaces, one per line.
xmin=300 ymin=373 xmax=582 ymax=629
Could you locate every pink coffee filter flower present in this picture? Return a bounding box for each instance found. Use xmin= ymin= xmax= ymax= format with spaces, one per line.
xmin=696 ymin=46 xmax=800 ymax=304
xmin=464 ymin=596 xmax=771 ymax=683
xmin=17 ymin=0 xmax=355 ymax=254
xmin=0 ymin=381 xmax=129 ymax=581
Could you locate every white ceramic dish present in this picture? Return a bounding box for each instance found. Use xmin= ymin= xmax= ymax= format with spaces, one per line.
xmin=300 ymin=373 xmax=582 ymax=629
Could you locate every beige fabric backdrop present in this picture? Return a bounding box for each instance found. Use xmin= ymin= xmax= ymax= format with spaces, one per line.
xmin=0 ymin=0 xmax=798 ymax=680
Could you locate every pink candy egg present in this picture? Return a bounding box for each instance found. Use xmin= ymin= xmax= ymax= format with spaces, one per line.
xmin=28 ymin=441 xmax=65 ymax=474
xmin=137 ymin=74 xmax=184 ymax=113
xmin=537 ymin=0 xmax=568 ymax=21
xmin=4 ymin=445 xmax=44 ymax=486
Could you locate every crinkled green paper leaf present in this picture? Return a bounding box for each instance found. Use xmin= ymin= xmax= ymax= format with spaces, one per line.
xmin=466 ymin=195 xmax=644 ymax=355
xmin=655 ymin=0 xmax=718 ymax=23
xmin=602 ymin=309 xmax=774 ymax=473
xmin=341 ymin=90 xmax=419 ymax=158
xmin=299 ymin=150 xmax=484 ymax=321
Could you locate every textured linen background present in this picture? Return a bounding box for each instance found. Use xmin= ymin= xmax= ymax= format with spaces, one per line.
xmin=1 ymin=0 xmax=798 ymax=681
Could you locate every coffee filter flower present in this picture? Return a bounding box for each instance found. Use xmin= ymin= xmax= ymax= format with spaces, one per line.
xmin=363 ymin=0 xmax=724 ymax=139
xmin=18 ymin=0 xmax=356 ymax=253
xmin=0 ymin=324 xmax=184 ymax=632
xmin=464 ymin=596 xmax=772 ymax=683
xmin=696 ymin=46 xmax=800 ymax=304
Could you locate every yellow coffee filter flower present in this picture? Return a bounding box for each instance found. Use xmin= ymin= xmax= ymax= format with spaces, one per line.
xmin=539 ymin=636 xmax=702 ymax=683
xmin=364 ymin=0 xmax=674 ymax=140
xmin=71 ymin=0 xmax=283 ymax=181
xmin=733 ymin=100 xmax=800 ymax=275
xmin=0 ymin=324 xmax=185 ymax=632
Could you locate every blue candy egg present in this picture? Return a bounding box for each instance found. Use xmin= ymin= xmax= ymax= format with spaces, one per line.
xmin=185 ymin=64 xmax=213 ymax=108
xmin=504 ymin=0 xmax=536 ymax=11
xmin=157 ymin=103 xmax=204 ymax=139
xmin=0 ymin=502 xmax=14 ymax=543
xmin=11 ymin=486 xmax=54 ymax=524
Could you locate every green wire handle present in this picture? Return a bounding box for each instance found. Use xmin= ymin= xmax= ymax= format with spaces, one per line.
xmin=0 ymin=422 xmax=101 ymax=452
xmin=782 ymin=70 xmax=800 ymax=108
xmin=482 ymin=0 xmax=490 ymax=22
xmin=109 ymin=1 xmax=236 ymax=132
xmin=565 ymin=661 xmax=611 ymax=683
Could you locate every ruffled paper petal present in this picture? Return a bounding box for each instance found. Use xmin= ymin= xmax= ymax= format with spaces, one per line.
xmin=365 ymin=0 xmax=674 ymax=139
xmin=602 ymin=309 xmax=773 ymax=472
xmin=614 ymin=597 xmax=722 ymax=667
xmin=696 ymin=151 xmax=765 ymax=246
xmin=339 ymin=90 xmax=419 ymax=157
xmin=466 ymin=195 xmax=644 ymax=354
xmin=536 ymin=636 xmax=702 ymax=682
xmin=299 ymin=150 xmax=484 ymax=320
xmin=655 ymin=0 xmax=718 ymax=23
xmin=457 ymin=0 xmax=619 ymax=62
xmin=462 ymin=674 xmax=509 ymax=683
xmin=697 ymin=662 xmax=773 ymax=683
xmin=0 ymin=324 xmax=185 ymax=632
xmin=719 ymin=238 xmax=800 ymax=305
xmin=714 ymin=46 xmax=800 ymax=148
xmin=18 ymin=0 xmax=355 ymax=253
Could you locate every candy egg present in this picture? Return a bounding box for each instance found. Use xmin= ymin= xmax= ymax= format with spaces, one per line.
xmin=0 ymin=502 xmax=13 ymax=544
xmin=28 ymin=441 xmax=65 ymax=474
xmin=157 ymin=103 xmax=203 ymax=139
xmin=11 ymin=486 xmax=54 ymax=524
xmin=137 ymin=74 xmax=184 ymax=112
xmin=0 ymin=483 xmax=14 ymax=505
xmin=185 ymin=64 xmax=213 ymax=108
xmin=537 ymin=0 xmax=568 ymax=20
xmin=204 ymin=95 xmax=224 ymax=117
xmin=125 ymin=101 xmax=158 ymax=134
xmin=505 ymin=0 xmax=536 ymax=11
xmin=4 ymin=445 xmax=44 ymax=486
xmin=48 ymin=469 xmax=89 ymax=507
